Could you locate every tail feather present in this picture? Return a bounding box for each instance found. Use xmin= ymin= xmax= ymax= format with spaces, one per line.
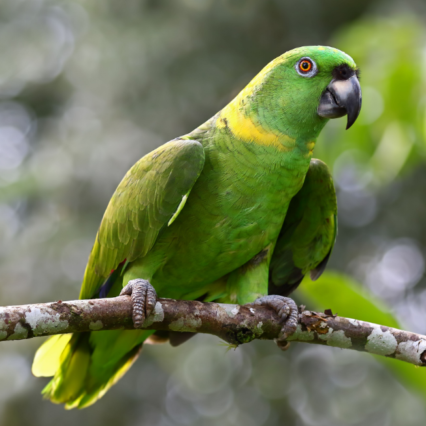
xmin=33 ymin=329 xmax=154 ymax=409
xmin=70 ymin=343 xmax=142 ymax=409
xmin=32 ymin=334 xmax=72 ymax=377
xmin=42 ymin=333 xmax=91 ymax=405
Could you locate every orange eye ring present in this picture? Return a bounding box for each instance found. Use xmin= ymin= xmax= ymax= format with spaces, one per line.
xmin=299 ymin=59 xmax=313 ymax=73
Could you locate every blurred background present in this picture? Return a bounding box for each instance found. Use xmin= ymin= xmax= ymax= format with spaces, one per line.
xmin=1 ymin=0 xmax=426 ymax=424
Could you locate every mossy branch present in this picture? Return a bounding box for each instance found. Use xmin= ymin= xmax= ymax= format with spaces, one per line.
xmin=1 ymin=296 xmax=425 ymax=366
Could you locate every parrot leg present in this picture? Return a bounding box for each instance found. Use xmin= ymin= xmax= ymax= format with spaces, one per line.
xmin=249 ymin=295 xmax=298 ymax=350
xmin=119 ymin=279 xmax=158 ymax=328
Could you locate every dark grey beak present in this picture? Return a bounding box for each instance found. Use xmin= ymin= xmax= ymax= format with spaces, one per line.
xmin=317 ymin=75 xmax=362 ymax=130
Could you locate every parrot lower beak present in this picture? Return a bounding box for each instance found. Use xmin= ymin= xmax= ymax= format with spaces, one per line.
xmin=317 ymin=75 xmax=362 ymax=130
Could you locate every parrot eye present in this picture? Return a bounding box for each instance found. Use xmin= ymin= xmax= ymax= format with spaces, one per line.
xmin=295 ymin=57 xmax=318 ymax=78
xmin=300 ymin=60 xmax=312 ymax=72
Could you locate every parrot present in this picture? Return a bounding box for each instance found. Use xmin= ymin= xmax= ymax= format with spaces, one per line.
xmin=32 ymin=45 xmax=361 ymax=409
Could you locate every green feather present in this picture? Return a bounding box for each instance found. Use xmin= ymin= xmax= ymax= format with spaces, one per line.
xmin=80 ymin=139 xmax=205 ymax=300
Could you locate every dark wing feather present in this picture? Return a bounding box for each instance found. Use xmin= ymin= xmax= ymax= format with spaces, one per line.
xmin=269 ymin=158 xmax=337 ymax=296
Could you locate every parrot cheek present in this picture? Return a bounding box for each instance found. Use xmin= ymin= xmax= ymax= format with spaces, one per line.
xmin=317 ymin=75 xmax=362 ymax=130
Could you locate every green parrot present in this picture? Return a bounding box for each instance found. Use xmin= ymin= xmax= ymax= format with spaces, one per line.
xmin=32 ymin=46 xmax=361 ymax=408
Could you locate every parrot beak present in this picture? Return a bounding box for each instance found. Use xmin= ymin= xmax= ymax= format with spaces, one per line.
xmin=317 ymin=75 xmax=362 ymax=130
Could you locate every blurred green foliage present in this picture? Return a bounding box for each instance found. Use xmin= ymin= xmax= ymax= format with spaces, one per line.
xmin=2 ymin=1 xmax=426 ymax=425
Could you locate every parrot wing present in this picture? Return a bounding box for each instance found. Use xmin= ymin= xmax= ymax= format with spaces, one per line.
xmin=269 ymin=158 xmax=337 ymax=296
xmin=79 ymin=139 xmax=205 ymax=299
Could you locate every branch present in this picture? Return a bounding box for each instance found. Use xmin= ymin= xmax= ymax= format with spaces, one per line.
xmin=1 ymin=297 xmax=425 ymax=366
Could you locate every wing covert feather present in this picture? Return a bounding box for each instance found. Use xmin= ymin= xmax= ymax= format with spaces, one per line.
xmin=80 ymin=139 xmax=205 ymax=299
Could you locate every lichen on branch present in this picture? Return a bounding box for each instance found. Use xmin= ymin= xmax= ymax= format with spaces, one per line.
xmin=1 ymin=296 xmax=425 ymax=367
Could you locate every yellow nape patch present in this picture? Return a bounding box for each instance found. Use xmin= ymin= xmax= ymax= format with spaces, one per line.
xmin=215 ymin=50 xmax=307 ymax=152
xmin=216 ymin=53 xmax=296 ymax=151
xmin=219 ymin=101 xmax=296 ymax=152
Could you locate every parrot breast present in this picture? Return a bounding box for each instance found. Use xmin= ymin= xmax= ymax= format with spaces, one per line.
xmin=135 ymin=119 xmax=315 ymax=299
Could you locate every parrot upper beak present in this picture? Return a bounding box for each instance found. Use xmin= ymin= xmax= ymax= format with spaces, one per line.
xmin=317 ymin=74 xmax=362 ymax=130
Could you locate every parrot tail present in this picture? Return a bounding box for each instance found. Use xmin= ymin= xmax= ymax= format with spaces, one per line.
xmin=32 ymin=329 xmax=154 ymax=409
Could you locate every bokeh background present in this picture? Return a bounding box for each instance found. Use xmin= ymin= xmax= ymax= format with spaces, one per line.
xmin=1 ymin=0 xmax=426 ymax=425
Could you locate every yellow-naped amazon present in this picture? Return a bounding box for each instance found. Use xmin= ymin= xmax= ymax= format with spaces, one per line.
xmin=33 ymin=46 xmax=361 ymax=408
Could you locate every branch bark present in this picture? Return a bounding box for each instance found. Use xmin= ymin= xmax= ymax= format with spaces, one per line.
xmin=1 ymin=296 xmax=425 ymax=366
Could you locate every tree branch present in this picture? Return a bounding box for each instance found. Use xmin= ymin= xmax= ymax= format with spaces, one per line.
xmin=1 ymin=296 xmax=425 ymax=366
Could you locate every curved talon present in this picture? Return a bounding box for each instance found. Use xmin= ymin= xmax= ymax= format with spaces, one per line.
xmin=252 ymin=295 xmax=298 ymax=349
xmin=120 ymin=279 xmax=158 ymax=328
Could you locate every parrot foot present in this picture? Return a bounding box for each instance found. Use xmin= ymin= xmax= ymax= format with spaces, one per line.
xmin=251 ymin=295 xmax=298 ymax=350
xmin=120 ymin=279 xmax=158 ymax=328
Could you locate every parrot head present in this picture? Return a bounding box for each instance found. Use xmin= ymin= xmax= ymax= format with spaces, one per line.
xmin=280 ymin=46 xmax=361 ymax=130
xmin=299 ymin=47 xmax=362 ymax=130
xmin=236 ymin=46 xmax=362 ymax=139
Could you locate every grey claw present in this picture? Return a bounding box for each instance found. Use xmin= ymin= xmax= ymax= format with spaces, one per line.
xmin=253 ymin=295 xmax=298 ymax=349
xmin=120 ymin=279 xmax=157 ymax=328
